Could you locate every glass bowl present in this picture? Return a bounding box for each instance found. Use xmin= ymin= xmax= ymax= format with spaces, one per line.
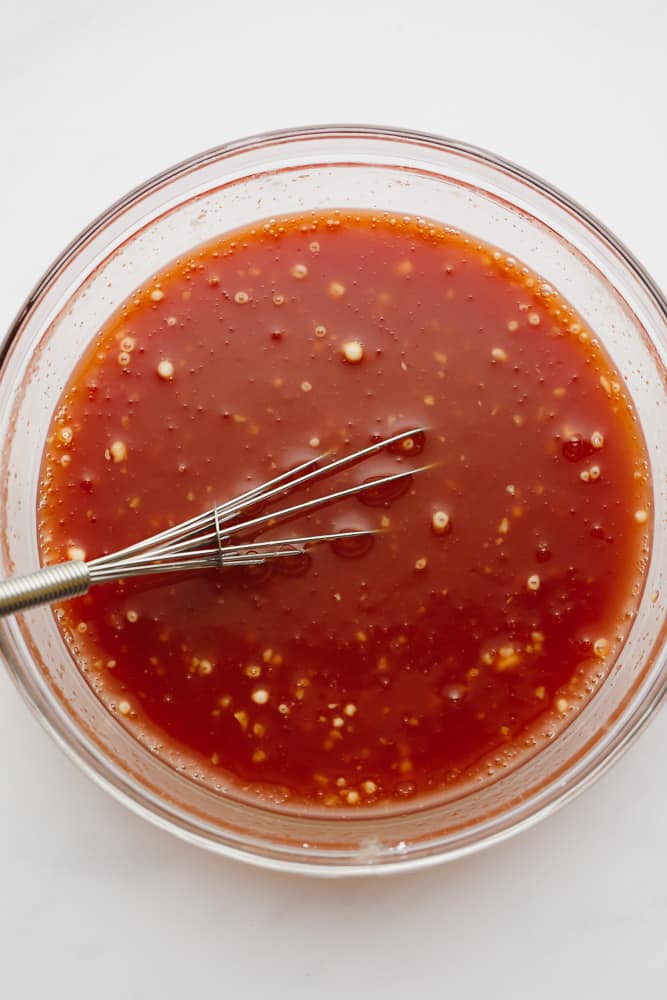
xmin=0 ymin=125 xmax=665 ymax=875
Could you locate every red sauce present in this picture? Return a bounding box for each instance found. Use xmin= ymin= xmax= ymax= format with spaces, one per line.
xmin=38 ymin=212 xmax=650 ymax=808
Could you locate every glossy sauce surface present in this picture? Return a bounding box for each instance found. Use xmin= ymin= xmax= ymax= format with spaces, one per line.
xmin=39 ymin=212 xmax=650 ymax=808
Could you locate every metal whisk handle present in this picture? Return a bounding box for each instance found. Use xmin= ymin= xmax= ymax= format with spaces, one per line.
xmin=0 ymin=561 xmax=91 ymax=617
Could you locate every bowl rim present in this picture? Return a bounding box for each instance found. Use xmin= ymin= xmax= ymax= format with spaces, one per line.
xmin=1 ymin=123 xmax=666 ymax=876
xmin=4 ymin=123 xmax=666 ymax=366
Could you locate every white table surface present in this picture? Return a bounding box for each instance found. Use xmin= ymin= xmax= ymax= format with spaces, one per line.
xmin=1 ymin=2 xmax=665 ymax=996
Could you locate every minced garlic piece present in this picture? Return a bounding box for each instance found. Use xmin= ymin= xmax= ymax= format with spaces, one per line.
xmin=341 ymin=340 xmax=364 ymax=364
xmin=109 ymin=440 xmax=127 ymax=463
xmin=593 ymin=638 xmax=610 ymax=659
xmin=431 ymin=510 xmax=450 ymax=534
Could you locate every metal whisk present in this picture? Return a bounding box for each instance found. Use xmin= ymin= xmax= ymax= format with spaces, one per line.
xmin=0 ymin=428 xmax=428 ymax=618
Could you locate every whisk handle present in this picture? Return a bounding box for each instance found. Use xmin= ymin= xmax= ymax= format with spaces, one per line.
xmin=0 ymin=561 xmax=91 ymax=618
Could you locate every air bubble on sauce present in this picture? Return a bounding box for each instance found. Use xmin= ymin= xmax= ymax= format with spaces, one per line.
xmin=331 ymin=532 xmax=374 ymax=559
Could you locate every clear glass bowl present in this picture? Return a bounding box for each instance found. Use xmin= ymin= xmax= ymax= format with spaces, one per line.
xmin=0 ymin=125 xmax=665 ymax=875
